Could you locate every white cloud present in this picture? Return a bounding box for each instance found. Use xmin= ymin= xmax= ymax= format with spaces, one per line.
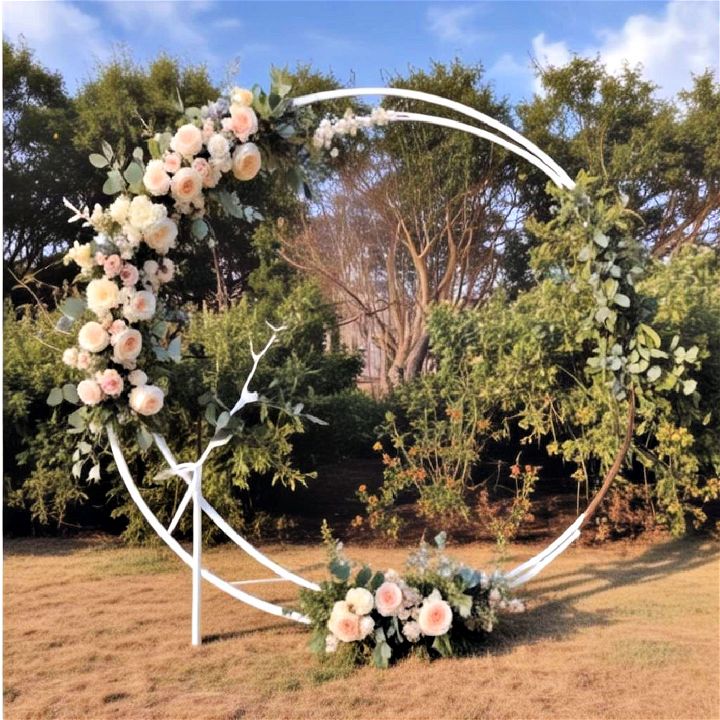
xmin=532 ymin=0 xmax=719 ymax=97
xmin=427 ymin=4 xmax=488 ymax=45
xmin=2 ymin=1 xmax=110 ymax=87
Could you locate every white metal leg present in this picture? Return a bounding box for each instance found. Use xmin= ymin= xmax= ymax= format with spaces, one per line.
xmin=192 ymin=463 xmax=202 ymax=646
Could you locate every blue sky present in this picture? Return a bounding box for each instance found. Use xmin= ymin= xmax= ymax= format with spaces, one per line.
xmin=2 ymin=1 xmax=718 ymax=103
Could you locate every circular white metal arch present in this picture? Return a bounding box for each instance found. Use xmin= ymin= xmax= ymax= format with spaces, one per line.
xmin=111 ymin=87 xmax=586 ymax=645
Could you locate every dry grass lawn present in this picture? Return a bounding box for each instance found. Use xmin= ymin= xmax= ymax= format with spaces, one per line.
xmin=4 ymin=535 xmax=719 ymax=719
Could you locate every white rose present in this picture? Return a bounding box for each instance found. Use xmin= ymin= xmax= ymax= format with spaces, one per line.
xmin=129 ymin=384 xmax=164 ymax=416
xmin=170 ymin=123 xmax=203 ymax=158
xmin=327 ymin=602 xmax=361 ymax=643
xmin=123 ymin=290 xmax=156 ymax=322
xmin=63 ymin=241 xmax=95 ymax=270
xmin=345 ymin=587 xmax=374 ymax=615
xmin=78 ymin=321 xmax=111 ymax=353
xmin=144 ymin=218 xmax=178 ymax=255
xmin=113 ymin=328 xmax=142 ymax=364
xmin=128 ymin=195 xmax=167 ymax=231
xmin=171 ymin=167 xmax=203 ymax=203
xmin=77 ymin=379 xmax=103 ymax=406
xmin=232 ymin=142 xmax=261 ymax=181
xmin=206 ymin=133 xmax=230 ymax=159
xmin=128 ymin=369 xmax=147 ymax=386
xmin=86 ymin=278 xmax=120 ymax=317
xmin=358 ymin=615 xmax=375 ymax=639
xmin=109 ymin=195 xmax=131 ymax=224
xmin=62 ymin=347 xmax=78 ymax=367
xmin=143 ymin=159 xmax=171 ymax=196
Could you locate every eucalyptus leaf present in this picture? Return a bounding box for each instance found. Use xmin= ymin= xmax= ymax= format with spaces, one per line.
xmin=47 ymin=387 xmax=64 ymax=407
xmin=89 ymin=153 xmax=108 ymax=168
xmin=62 ymin=383 xmax=80 ymax=404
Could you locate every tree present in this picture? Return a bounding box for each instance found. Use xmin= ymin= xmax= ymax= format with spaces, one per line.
xmin=3 ymin=40 xmax=90 ymax=295
xmin=281 ymin=61 xmax=519 ymax=390
xmin=518 ymin=57 xmax=720 ymax=258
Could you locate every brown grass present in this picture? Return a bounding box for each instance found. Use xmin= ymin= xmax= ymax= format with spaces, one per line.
xmin=4 ymin=535 xmax=719 ymax=720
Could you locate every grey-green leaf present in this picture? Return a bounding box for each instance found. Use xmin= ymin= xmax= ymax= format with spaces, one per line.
xmin=89 ymin=153 xmax=109 ymax=168
xmin=47 ymin=387 xmax=64 ymax=406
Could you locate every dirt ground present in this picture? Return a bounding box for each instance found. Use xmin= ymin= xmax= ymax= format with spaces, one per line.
xmin=4 ymin=535 xmax=719 ymax=720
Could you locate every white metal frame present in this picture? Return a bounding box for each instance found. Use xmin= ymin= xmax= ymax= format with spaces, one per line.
xmin=108 ymin=87 xmax=582 ymax=646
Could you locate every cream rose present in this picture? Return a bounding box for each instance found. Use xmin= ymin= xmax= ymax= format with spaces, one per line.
xmin=171 ymin=167 xmax=203 ymax=203
xmin=128 ymin=369 xmax=147 ymax=386
xmin=98 ymin=368 xmax=124 ymax=397
xmin=143 ymin=159 xmax=171 ymax=196
xmin=144 ymin=217 xmax=178 ymax=255
xmin=128 ymin=195 xmax=167 ymax=231
xmin=417 ymin=595 xmax=453 ymax=637
xmin=232 ymin=142 xmax=261 ymax=181
xmin=123 ymin=290 xmax=156 ymax=322
xmin=78 ymin=321 xmax=110 ymax=353
xmin=86 ymin=278 xmax=120 ymax=317
xmin=63 ymin=241 xmax=94 ymax=270
xmin=223 ymin=105 xmax=258 ymax=142
xmin=113 ymin=328 xmax=142 ymax=364
xmin=109 ymin=195 xmax=131 ymax=224
xmin=129 ymin=384 xmax=164 ymax=416
xmin=327 ymin=602 xmax=361 ymax=643
xmin=230 ymin=87 xmax=254 ymax=106
xmin=77 ymin=351 xmax=91 ymax=370
xmin=62 ymin=347 xmax=78 ymax=367
xmin=171 ymin=123 xmax=203 ymax=158
xmin=163 ymin=152 xmax=182 ymax=174
xmin=375 ymin=582 xmax=403 ymax=617
xmin=206 ymin=133 xmax=229 ymax=159
xmin=77 ymin=379 xmax=103 ymax=406
xmin=345 ymin=587 xmax=374 ymax=616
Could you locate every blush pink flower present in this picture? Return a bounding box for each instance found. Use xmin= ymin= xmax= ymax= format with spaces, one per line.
xmin=109 ymin=319 xmax=127 ymax=337
xmin=375 ymin=581 xmax=404 ymax=617
xmin=113 ymin=328 xmax=142 ymax=365
xmin=222 ymin=104 xmax=258 ymax=142
xmin=163 ymin=152 xmax=182 ymax=174
xmin=78 ymin=321 xmax=110 ymax=353
xmin=76 ymin=351 xmax=92 ymax=370
xmin=170 ymin=123 xmax=203 ymax=158
xmin=119 ymin=263 xmax=139 ymax=287
xmin=417 ymin=594 xmax=453 ymax=637
xmin=98 ymin=368 xmax=124 ymax=397
xmin=171 ymin=167 xmax=203 ymax=203
xmin=232 ymin=142 xmax=261 ymax=181
xmin=103 ymin=254 xmax=123 ymax=278
xmin=327 ymin=601 xmax=361 ymax=643
xmin=77 ymin=379 xmax=103 ymax=406
xmin=143 ymin=159 xmax=171 ymax=196
xmin=129 ymin=384 xmax=164 ymax=416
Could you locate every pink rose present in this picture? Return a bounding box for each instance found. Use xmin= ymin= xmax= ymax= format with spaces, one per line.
xmin=76 ymin=351 xmax=91 ymax=370
xmin=375 ymin=582 xmax=403 ymax=617
xmin=123 ymin=290 xmax=156 ymax=322
xmin=163 ymin=152 xmax=182 ymax=174
xmin=170 ymin=123 xmax=203 ymax=158
xmin=77 ymin=379 xmax=103 ymax=406
xmin=78 ymin=321 xmax=110 ymax=353
xmin=95 ymin=252 xmax=107 ymax=265
xmin=86 ymin=278 xmax=120 ymax=317
xmin=222 ymin=105 xmax=258 ymax=142
xmin=232 ymin=142 xmax=261 ymax=181
xmin=418 ymin=595 xmax=453 ymax=637
xmin=103 ymin=254 xmax=123 ymax=278
xmin=119 ymin=263 xmax=139 ymax=287
xmin=171 ymin=167 xmax=203 ymax=203
xmin=113 ymin=328 xmax=142 ymax=365
xmin=129 ymin=384 xmax=164 ymax=416
xmin=109 ymin=319 xmax=127 ymax=336
xmin=143 ymin=159 xmax=171 ymax=196
xmin=192 ymin=156 xmax=211 ymax=185
xmin=98 ymin=368 xmax=124 ymax=397
xmin=327 ymin=601 xmax=361 ymax=643
xmin=144 ymin=218 xmax=178 ymax=255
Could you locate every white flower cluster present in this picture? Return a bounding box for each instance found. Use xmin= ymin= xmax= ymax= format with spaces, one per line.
xmin=324 ymin=572 xmax=453 ymax=653
xmin=312 ymin=107 xmax=393 ymax=156
xmin=61 ymin=86 xmax=264 ymax=418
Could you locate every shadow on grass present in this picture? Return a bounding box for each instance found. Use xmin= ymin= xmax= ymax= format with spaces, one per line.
xmin=485 ymin=537 xmax=718 ymax=656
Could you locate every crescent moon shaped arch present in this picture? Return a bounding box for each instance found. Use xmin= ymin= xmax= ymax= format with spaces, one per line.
xmin=109 ymin=87 xmax=602 ymax=642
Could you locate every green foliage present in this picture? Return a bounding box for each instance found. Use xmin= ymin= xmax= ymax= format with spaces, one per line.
xmin=368 ymin=175 xmax=719 ymax=538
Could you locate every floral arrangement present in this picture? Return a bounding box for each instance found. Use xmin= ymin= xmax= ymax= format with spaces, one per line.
xmin=299 ymin=526 xmax=524 ymax=668
xmin=48 ymin=70 xmax=317 ymax=444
